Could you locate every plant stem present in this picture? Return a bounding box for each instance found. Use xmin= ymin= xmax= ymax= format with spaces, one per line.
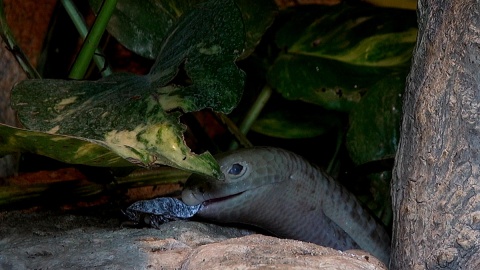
xmin=61 ymin=0 xmax=112 ymax=77
xmin=68 ymin=0 xmax=117 ymax=79
xmin=229 ymin=85 xmax=272 ymax=150
xmin=217 ymin=112 xmax=252 ymax=150
xmin=239 ymin=85 xmax=272 ymax=134
xmin=0 ymin=0 xmax=41 ymax=79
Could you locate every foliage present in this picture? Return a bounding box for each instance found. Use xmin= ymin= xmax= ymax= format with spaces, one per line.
xmin=0 ymin=0 xmax=417 ymax=218
xmin=2 ymin=0 xmax=276 ymax=177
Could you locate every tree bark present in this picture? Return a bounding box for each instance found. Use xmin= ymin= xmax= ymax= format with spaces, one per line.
xmin=392 ymin=1 xmax=480 ymax=269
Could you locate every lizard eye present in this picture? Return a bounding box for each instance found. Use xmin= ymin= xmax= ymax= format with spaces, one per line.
xmin=228 ymin=163 xmax=244 ymax=176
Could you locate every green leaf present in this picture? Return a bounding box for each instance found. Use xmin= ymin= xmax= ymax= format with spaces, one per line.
xmin=235 ymin=0 xmax=277 ymax=60
xmin=276 ymin=4 xmax=417 ymax=67
xmin=267 ymin=54 xmax=392 ymax=111
xmin=251 ymin=101 xmax=340 ymax=139
xmin=0 ymin=124 xmax=132 ymax=167
xmin=11 ymin=74 xmax=220 ymax=176
xmin=90 ymin=0 xmax=277 ymax=60
xmin=268 ymin=4 xmax=415 ymax=112
xmin=89 ymin=0 xmax=201 ymax=59
xmin=147 ymin=0 xmax=245 ymax=113
xmin=10 ymin=0 xmax=248 ymax=177
xmin=346 ymin=73 xmax=405 ymax=165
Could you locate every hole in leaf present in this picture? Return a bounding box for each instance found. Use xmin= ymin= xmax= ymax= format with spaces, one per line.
xmin=168 ymin=60 xmax=193 ymax=87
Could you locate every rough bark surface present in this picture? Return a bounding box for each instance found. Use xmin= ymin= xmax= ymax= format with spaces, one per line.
xmin=391 ymin=0 xmax=480 ymax=269
xmin=0 ymin=210 xmax=386 ymax=269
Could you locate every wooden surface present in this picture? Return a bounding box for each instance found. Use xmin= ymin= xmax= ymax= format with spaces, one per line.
xmin=391 ymin=0 xmax=480 ymax=268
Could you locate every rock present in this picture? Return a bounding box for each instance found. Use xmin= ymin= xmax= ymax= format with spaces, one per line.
xmin=0 ymin=210 xmax=386 ymax=269
xmin=183 ymin=234 xmax=386 ymax=270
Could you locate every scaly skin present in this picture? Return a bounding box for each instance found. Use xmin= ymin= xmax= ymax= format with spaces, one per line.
xmin=182 ymin=147 xmax=391 ymax=264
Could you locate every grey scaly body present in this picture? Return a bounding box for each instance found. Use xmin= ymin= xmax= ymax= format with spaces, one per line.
xmin=182 ymin=147 xmax=391 ymax=264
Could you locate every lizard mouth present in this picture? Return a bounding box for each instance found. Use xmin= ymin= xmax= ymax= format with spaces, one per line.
xmin=203 ymin=191 xmax=245 ymax=206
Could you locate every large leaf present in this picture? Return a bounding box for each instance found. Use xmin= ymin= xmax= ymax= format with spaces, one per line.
xmin=251 ymin=100 xmax=341 ymax=139
xmin=0 ymin=124 xmax=131 ymax=167
xmin=89 ymin=0 xmax=200 ymax=59
xmin=89 ymin=0 xmax=277 ymax=60
xmin=147 ymin=0 xmax=246 ymax=113
xmin=268 ymin=4 xmax=415 ymax=111
xmin=268 ymin=54 xmax=392 ymax=111
xmin=10 ymin=0 xmax=247 ymax=177
xmin=346 ymin=73 xmax=405 ymax=165
xmin=275 ymin=4 xmax=417 ymax=67
xmin=235 ymin=0 xmax=278 ymax=59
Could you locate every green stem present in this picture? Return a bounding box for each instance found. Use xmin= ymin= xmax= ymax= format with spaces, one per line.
xmin=61 ymin=0 xmax=112 ymax=77
xmin=229 ymin=85 xmax=272 ymax=150
xmin=68 ymin=0 xmax=117 ymax=79
xmin=238 ymin=85 xmax=272 ymax=134
xmin=0 ymin=0 xmax=40 ymax=79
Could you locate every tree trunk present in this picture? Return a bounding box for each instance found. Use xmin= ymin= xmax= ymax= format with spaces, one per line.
xmin=391 ymin=1 xmax=480 ymax=269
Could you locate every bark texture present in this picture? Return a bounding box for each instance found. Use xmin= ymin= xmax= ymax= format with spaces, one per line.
xmin=392 ymin=0 xmax=480 ymax=269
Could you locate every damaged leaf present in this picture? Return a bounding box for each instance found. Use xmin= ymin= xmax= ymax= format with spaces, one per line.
xmin=10 ymin=0 xmax=248 ymax=177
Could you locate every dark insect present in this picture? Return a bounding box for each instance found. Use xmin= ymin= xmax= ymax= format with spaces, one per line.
xmin=124 ymin=197 xmax=200 ymax=228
